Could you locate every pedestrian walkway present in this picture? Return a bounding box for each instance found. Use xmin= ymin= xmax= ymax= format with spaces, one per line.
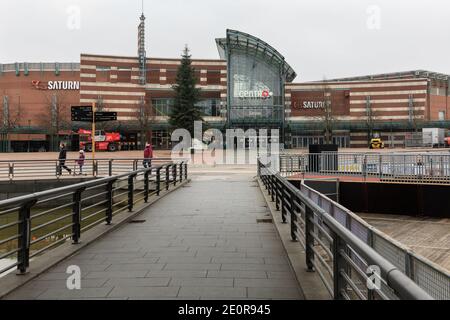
xmin=5 ymin=167 xmax=304 ymax=300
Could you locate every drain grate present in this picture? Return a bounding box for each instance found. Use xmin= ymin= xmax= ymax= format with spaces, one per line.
xmin=129 ymin=219 xmax=146 ymax=224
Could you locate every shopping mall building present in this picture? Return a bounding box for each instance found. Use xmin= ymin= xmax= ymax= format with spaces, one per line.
xmin=1 ymin=14 xmax=449 ymax=151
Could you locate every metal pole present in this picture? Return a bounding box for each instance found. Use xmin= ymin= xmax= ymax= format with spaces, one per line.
xmin=91 ymin=102 xmax=96 ymax=177
xmin=305 ymin=206 xmax=315 ymax=272
xmin=166 ymin=165 xmax=170 ymax=191
xmin=156 ymin=167 xmax=161 ymax=196
xmin=106 ymin=180 xmax=114 ymax=224
xmin=127 ymin=174 xmax=135 ymax=212
xmin=144 ymin=169 xmax=149 ymax=203
xmin=332 ymin=231 xmax=346 ymax=299
xmin=17 ymin=200 xmax=36 ymax=274
xmin=72 ymin=188 xmax=84 ymax=244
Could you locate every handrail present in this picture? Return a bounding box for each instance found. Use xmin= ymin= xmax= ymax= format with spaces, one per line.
xmin=0 ymin=161 xmax=188 ymax=275
xmin=280 ymin=152 xmax=450 ymax=184
xmin=0 ymin=157 xmax=189 ymax=181
xmin=258 ymin=159 xmax=433 ymax=300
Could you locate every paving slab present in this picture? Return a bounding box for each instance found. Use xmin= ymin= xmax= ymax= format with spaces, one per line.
xmin=3 ymin=168 xmax=305 ymax=300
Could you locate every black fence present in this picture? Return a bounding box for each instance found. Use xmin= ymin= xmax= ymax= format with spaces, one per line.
xmin=258 ymin=159 xmax=433 ymax=300
xmin=0 ymin=161 xmax=187 ymax=275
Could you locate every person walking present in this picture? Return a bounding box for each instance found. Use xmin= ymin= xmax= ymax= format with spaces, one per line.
xmin=143 ymin=142 xmax=153 ymax=168
xmin=58 ymin=143 xmax=72 ymax=175
xmin=77 ymin=150 xmax=85 ymax=175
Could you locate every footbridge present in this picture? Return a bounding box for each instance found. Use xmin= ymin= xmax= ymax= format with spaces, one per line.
xmin=0 ymin=157 xmax=447 ymax=300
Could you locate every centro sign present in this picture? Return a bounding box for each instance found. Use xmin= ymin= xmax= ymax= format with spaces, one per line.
xmin=32 ymin=80 xmax=80 ymax=90
xmin=238 ymin=89 xmax=273 ymax=100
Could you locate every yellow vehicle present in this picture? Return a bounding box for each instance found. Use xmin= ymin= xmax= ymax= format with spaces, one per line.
xmin=369 ymin=135 xmax=384 ymax=149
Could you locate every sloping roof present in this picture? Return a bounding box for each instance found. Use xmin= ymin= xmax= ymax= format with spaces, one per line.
xmin=216 ymin=29 xmax=297 ymax=82
xmin=327 ymin=70 xmax=449 ymax=82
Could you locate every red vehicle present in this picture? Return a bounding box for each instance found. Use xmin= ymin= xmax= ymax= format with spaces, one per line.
xmin=445 ymin=136 xmax=450 ymax=148
xmin=78 ymin=129 xmax=121 ymax=152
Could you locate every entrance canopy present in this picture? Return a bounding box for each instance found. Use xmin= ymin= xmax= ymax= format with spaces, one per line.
xmin=216 ymin=29 xmax=297 ymax=82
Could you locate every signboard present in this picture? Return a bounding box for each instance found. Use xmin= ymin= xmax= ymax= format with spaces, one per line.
xmin=32 ymin=80 xmax=80 ymax=90
xmin=71 ymin=106 xmax=116 ymax=122
xmin=95 ymin=112 xmax=117 ymax=122
xmin=71 ymin=106 xmax=92 ymax=113
xmin=71 ymin=106 xmax=93 ymax=122
xmin=237 ymin=89 xmax=273 ymax=100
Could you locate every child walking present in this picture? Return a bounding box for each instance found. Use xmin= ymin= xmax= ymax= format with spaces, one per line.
xmin=77 ymin=150 xmax=85 ymax=175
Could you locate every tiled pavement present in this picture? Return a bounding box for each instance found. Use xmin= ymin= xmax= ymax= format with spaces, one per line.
xmin=5 ymin=169 xmax=304 ymax=300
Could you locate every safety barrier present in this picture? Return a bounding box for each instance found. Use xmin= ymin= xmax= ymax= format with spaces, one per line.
xmin=0 ymin=158 xmax=175 ymax=181
xmin=258 ymin=159 xmax=441 ymax=300
xmin=0 ymin=161 xmax=188 ymax=276
xmin=280 ymin=152 xmax=450 ymax=184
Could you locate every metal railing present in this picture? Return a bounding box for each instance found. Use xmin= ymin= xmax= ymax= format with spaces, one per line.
xmin=0 ymin=161 xmax=188 ymax=276
xmin=280 ymin=152 xmax=450 ymax=184
xmin=0 ymin=158 xmax=175 ymax=181
xmin=258 ymin=159 xmax=438 ymax=300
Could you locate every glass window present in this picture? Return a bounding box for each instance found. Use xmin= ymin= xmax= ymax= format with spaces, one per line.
xmin=151 ymin=99 xmax=174 ymax=116
xmin=195 ymin=99 xmax=221 ymax=116
xmin=228 ymin=52 xmax=283 ymax=123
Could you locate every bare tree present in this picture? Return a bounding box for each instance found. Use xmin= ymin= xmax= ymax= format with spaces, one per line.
xmin=408 ymin=94 xmax=423 ymax=132
xmin=38 ymin=91 xmax=71 ymax=151
xmin=313 ymin=79 xmax=334 ymax=144
xmin=134 ymin=97 xmax=154 ymax=149
xmin=0 ymin=94 xmax=22 ymax=151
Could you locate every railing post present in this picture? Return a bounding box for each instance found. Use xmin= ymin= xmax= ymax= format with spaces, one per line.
xmin=166 ymin=165 xmax=170 ymax=191
xmin=379 ymin=155 xmax=383 ymax=179
xmin=17 ymin=199 xmax=36 ymax=274
xmin=179 ymin=162 xmax=183 ymax=183
xmin=109 ymin=160 xmax=113 ymax=176
xmin=281 ymin=183 xmax=286 ymax=223
xmin=332 ymin=231 xmax=347 ymax=300
xmin=9 ymin=162 xmax=14 ymax=180
xmin=128 ymin=174 xmax=136 ymax=212
xmin=184 ymin=163 xmax=188 ymax=180
xmin=405 ymin=252 xmax=415 ymax=280
xmin=305 ymin=206 xmax=315 ymax=272
xmin=72 ymin=187 xmax=85 ymax=244
xmin=106 ymin=180 xmax=114 ymax=224
xmin=156 ymin=167 xmax=161 ymax=196
xmin=173 ymin=163 xmax=177 ymax=186
xmin=270 ymin=175 xmax=275 ymax=201
xmin=275 ymin=179 xmax=280 ymax=211
xmin=93 ymin=160 xmax=98 ymax=177
xmin=144 ymin=169 xmax=150 ymax=203
xmin=290 ymin=191 xmax=297 ymax=241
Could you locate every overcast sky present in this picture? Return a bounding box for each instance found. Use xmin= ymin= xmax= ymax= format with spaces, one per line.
xmin=1 ymin=0 xmax=449 ymax=81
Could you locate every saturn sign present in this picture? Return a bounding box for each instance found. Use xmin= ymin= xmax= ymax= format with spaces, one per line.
xmin=32 ymin=80 xmax=80 ymax=90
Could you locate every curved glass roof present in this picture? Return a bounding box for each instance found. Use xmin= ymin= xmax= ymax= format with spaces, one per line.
xmin=216 ymin=29 xmax=297 ymax=83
